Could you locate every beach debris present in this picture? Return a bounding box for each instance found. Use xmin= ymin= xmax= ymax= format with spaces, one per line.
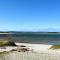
xmin=11 ymin=48 xmax=30 ymax=52
xmin=16 ymin=48 xmax=30 ymax=52
xmin=10 ymin=49 xmax=17 ymax=51
xmin=20 ymin=45 xmax=26 ymax=47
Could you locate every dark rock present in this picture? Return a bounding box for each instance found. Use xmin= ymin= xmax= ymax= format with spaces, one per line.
xmin=11 ymin=49 xmax=17 ymax=51
xmin=20 ymin=45 xmax=26 ymax=47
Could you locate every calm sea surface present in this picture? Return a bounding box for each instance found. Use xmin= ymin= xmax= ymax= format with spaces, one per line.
xmin=0 ymin=33 xmax=60 ymax=44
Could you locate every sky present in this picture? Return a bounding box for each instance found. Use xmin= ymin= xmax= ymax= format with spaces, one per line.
xmin=0 ymin=0 xmax=60 ymax=31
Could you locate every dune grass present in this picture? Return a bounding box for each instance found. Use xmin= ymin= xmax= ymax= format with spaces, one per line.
xmin=50 ymin=45 xmax=60 ymax=49
xmin=0 ymin=40 xmax=16 ymax=46
xmin=0 ymin=52 xmax=59 ymax=60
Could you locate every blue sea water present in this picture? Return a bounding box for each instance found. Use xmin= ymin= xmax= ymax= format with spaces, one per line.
xmin=0 ymin=33 xmax=60 ymax=44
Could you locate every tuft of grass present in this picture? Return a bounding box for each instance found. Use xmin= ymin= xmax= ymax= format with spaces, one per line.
xmin=0 ymin=40 xmax=16 ymax=46
xmin=50 ymin=44 xmax=60 ymax=49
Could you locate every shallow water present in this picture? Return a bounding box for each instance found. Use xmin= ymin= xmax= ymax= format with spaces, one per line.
xmin=0 ymin=51 xmax=60 ymax=60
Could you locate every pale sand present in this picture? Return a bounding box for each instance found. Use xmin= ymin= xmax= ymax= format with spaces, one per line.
xmin=15 ymin=43 xmax=52 ymax=51
xmin=0 ymin=47 xmax=17 ymax=52
xmin=0 ymin=43 xmax=60 ymax=54
xmin=15 ymin=43 xmax=60 ymax=54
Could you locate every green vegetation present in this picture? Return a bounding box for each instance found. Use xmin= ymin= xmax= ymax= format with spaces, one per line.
xmin=50 ymin=45 xmax=60 ymax=49
xmin=0 ymin=40 xmax=16 ymax=46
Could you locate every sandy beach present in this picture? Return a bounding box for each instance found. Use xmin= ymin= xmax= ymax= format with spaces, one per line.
xmin=15 ymin=43 xmax=52 ymax=52
xmin=0 ymin=43 xmax=60 ymax=60
xmin=0 ymin=43 xmax=60 ymax=54
xmin=15 ymin=43 xmax=60 ymax=54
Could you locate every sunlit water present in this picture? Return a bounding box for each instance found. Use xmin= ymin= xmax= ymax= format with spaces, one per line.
xmin=0 ymin=51 xmax=60 ymax=60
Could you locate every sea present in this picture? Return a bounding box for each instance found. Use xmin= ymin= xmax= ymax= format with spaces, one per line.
xmin=0 ymin=32 xmax=60 ymax=44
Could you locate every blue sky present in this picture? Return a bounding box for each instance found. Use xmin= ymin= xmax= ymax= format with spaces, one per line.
xmin=0 ymin=0 xmax=60 ymax=31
